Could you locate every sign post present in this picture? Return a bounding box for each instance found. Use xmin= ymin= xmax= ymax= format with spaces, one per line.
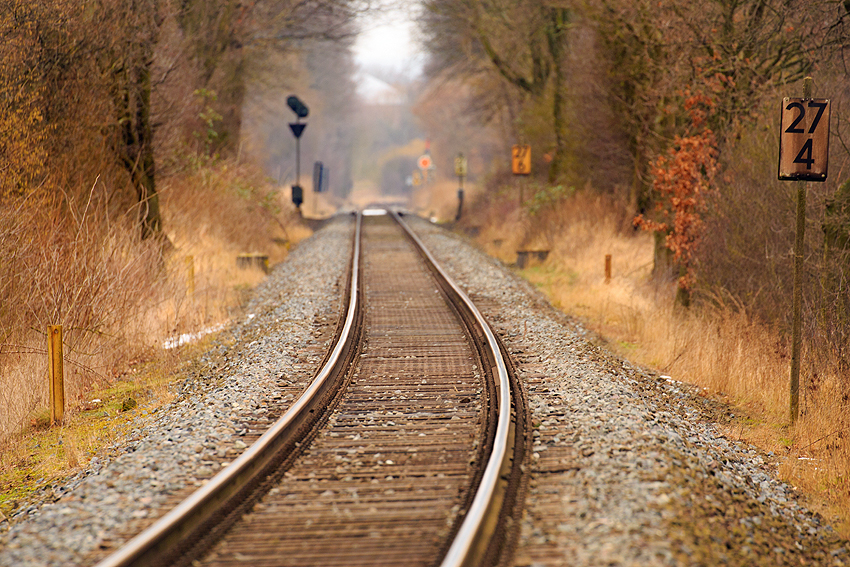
xmin=512 ymin=145 xmax=531 ymax=205
xmin=778 ymin=77 xmax=830 ymax=424
xmin=312 ymin=161 xmax=325 ymax=217
xmin=511 ymin=145 xmax=531 ymax=175
xmin=455 ymin=153 xmax=467 ymax=221
xmin=417 ymin=153 xmax=433 ymax=184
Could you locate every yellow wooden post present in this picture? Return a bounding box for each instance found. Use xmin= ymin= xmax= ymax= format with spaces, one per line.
xmin=605 ymin=254 xmax=612 ymax=284
xmin=48 ymin=325 xmax=64 ymax=425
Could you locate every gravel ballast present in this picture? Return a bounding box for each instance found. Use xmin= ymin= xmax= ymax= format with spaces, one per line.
xmin=1 ymin=212 xmax=847 ymax=566
xmin=407 ymin=216 xmax=848 ymax=566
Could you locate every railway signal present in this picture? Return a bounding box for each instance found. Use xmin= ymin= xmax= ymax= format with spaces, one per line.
xmin=291 ymin=185 xmax=303 ymax=208
xmin=286 ymin=95 xmax=309 ymax=210
xmin=287 ymin=95 xmax=309 ymax=119
xmin=313 ymin=161 xmax=324 ymax=193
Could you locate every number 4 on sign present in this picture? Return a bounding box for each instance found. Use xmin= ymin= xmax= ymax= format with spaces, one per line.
xmin=779 ymin=97 xmax=830 ymax=182
xmin=512 ymin=145 xmax=531 ymax=176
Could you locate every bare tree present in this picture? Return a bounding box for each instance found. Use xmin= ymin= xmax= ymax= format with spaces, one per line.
xmin=421 ymin=0 xmax=572 ymax=182
xmin=174 ymin=0 xmax=368 ymax=152
xmin=594 ymin=0 xmax=839 ymax=212
xmin=90 ymin=0 xmax=165 ymax=239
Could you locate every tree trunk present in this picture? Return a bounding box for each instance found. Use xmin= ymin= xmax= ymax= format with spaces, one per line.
xmin=177 ymin=0 xmax=244 ymax=154
xmin=675 ymin=264 xmax=691 ymax=308
xmin=653 ymin=230 xmax=674 ymax=279
xmin=546 ymin=8 xmax=569 ymax=183
xmin=117 ymin=49 xmax=163 ymax=240
xmin=823 ymin=179 xmax=850 ymax=327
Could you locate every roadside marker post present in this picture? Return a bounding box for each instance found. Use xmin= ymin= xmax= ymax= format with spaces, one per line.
xmin=778 ymin=77 xmax=830 ymax=424
xmin=48 ymin=325 xmax=64 ymax=425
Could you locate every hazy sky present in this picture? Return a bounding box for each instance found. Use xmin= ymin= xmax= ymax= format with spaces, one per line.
xmin=353 ymin=3 xmax=423 ymax=76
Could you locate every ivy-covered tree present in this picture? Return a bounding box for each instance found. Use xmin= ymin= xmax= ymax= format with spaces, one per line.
xmin=594 ymin=0 xmax=845 ymax=285
xmin=634 ymin=92 xmax=718 ymax=306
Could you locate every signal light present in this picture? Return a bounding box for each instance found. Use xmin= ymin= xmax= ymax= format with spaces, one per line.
xmin=287 ymin=96 xmax=309 ymax=118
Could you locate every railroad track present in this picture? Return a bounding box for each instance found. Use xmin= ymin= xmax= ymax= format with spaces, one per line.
xmin=95 ymin=211 xmax=529 ymax=567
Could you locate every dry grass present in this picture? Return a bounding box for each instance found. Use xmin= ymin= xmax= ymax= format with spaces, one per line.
xmin=0 ymin=158 xmax=309 ymax=520
xmin=158 ymin=160 xmax=310 ymax=335
xmin=470 ymin=189 xmax=850 ymax=537
xmin=0 ymin=338 xmax=216 ymax=521
xmin=410 ymin=179 xmax=485 ymax=222
xmin=0 ymin=196 xmax=164 ymax=441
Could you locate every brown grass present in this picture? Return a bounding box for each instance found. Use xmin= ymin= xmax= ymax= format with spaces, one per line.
xmin=0 ymin=338 xmax=215 ymax=521
xmin=0 ymin=158 xmax=309 ymax=519
xmin=410 ymin=178 xmax=486 ymax=222
xmin=469 ymin=188 xmax=850 ymax=537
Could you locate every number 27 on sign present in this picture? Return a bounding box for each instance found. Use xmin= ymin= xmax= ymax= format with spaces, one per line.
xmin=512 ymin=145 xmax=531 ymax=176
xmin=779 ymin=97 xmax=830 ymax=182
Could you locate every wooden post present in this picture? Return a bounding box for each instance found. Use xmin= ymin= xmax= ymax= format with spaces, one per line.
xmin=790 ymin=177 xmax=806 ymax=424
xmin=605 ymin=254 xmax=612 ymax=284
xmin=517 ymin=177 xmax=524 ymax=207
xmin=789 ymin=77 xmax=813 ymax=425
xmin=185 ymin=255 xmax=195 ymax=298
xmin=48 ymin=325 xmax=64 ymax=425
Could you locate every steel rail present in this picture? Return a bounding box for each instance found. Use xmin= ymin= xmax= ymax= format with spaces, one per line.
xmin=392 ymin=211 xmax=512 ymax=567
xmin=95 ymin=213 xmax=363 ymax=567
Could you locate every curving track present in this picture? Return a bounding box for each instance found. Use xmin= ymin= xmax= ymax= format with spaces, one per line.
xmin=95 ymin=211 xmax=529 ymax=567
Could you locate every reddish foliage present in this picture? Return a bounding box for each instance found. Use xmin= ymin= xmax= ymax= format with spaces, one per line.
xmin=635 ymin=91 xmax=718 ymax=291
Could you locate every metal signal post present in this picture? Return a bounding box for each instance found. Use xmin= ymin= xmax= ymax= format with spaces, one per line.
xmin=287 ymin=95 xmax=309 ymax=210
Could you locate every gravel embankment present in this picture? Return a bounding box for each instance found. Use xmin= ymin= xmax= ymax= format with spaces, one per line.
xmin=408 ymin=216 xmax=848 ymax=566
xmin=2 ymin=212 xmax=848 ymax=567
xmin=0 ymin=215 xmax=354 ymax=567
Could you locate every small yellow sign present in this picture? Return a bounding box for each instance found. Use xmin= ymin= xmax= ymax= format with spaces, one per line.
xmin=512 ymin=145 xmax=531 ymax=175
xmin=454 ymin=154 xmax=468 ymax=177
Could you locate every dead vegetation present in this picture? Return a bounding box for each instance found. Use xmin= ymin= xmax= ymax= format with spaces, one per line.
xmin=461 ymin=188 xmax=850 ymax=537
xmin=0 ymin=0 xmax=359 ymax=458
xmin=0 ymin=156 xmax=309 ymax=522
